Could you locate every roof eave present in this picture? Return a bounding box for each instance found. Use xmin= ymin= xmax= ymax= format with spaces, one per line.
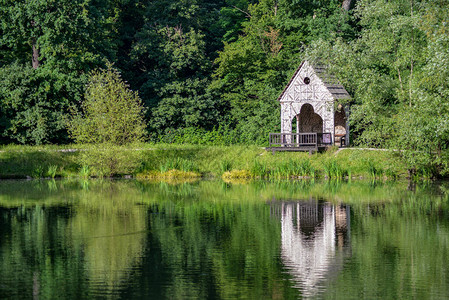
xmin=277 ymin=61 xmax=304 ymax=102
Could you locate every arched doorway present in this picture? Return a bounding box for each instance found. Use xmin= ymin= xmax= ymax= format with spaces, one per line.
xmin=295 ymin=104 xmax=323 ymax=134
xmin=334 ymin=105 xmax=346 ymax=147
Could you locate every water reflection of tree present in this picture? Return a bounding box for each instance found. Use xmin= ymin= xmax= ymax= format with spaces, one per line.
xmin=68 ymin=183 xmax=147 ymax=296
xmin=1 ymin=180 xmax=449 ymax=299
xmin=137 ymin=201 xmax=294 ymax=299
xmin=323 ymin=199 xmax=449 ymax=299
xmin=0 ymin=205 xmax=88 ymax=299
xmin=0 ymin=180 xmax=147 ymax=298
xmin=271 ymin=199 xmax=351 ymax=298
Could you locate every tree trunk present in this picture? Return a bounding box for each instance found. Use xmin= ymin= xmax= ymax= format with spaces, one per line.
xmin=32 ymin=40 xmax=40 ymax=69
xmin=342 ymin=0 xmax=354 ymax=11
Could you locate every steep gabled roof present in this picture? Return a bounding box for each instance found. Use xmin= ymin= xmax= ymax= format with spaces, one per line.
xmin=313 ymin=65 xmax=351 ymax=99
xmin=277 ymin=61 xmax=350 ymax=101
xmin=277 ymin=61 xmax=304 ymax=101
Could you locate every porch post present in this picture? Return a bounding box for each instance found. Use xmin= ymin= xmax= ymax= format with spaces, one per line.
xmin=345 ymin=106 xmax=350 ymax=146
xmin=281 ymin=102 xmax=293 ymax=144
xmin=296 ymin=115 xmax=300 ymax=144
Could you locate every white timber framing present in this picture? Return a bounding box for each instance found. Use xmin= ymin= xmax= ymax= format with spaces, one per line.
xmin=277 ymin=60 xmax=351 ymax=146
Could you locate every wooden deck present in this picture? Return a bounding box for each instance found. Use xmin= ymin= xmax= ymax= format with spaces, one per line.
xmin=266 ymin=133 xmax=332 ymax=154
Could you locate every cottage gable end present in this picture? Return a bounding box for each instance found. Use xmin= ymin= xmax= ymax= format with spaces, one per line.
xmin=278 ymin=61 xmax=350 ymax=103
xmin=276 ymin=60 xmax=350 ymax=147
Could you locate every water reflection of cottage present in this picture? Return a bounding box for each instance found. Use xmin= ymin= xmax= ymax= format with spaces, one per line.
xmin=271 ymin=199 xmax=351 ymax=297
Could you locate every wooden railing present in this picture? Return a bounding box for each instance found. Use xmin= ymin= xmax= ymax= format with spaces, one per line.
xmin=317 ymin=133 xmax=333 ymax=146
xmin=269 ymin=133 xmax=332 ymax=148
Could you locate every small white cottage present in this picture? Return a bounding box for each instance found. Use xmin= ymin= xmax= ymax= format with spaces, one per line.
xmin=269 ymin=61 xmax=350 ymax=151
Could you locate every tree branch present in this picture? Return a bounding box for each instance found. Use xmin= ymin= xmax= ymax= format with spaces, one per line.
xmin=233 ymin=6 xmax=251 ymax=19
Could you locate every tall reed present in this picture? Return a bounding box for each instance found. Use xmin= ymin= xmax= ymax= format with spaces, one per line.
xmin=269 ymin=159 xmax=315 ymax=179
xmin=219 ymin=159 xmax=232 ymax=173
xmin=32 ymin=166 xmax=44 ymax=179
xmin=46 ymin=165 xmax=58 ymax=179
xmin=250 ymin=160 xmax=268 ymax=178
xmin=366 ymin=158 xmax=383 ymax=179
xmin=159 ymin=157 xmax=198 ymax=173
xmin=323 ymin=159 xmax=346 ymax=179
xmin=79 ymin=165 xmax=90 ymax=179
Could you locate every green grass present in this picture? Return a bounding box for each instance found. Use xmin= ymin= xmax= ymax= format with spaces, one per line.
xmin=0 ymin=143 xmax=412 ymax=180
xmin=0 ymin=146 xmax=79 ymax=179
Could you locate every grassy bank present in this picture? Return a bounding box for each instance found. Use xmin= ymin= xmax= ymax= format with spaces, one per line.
xmin=0 ymin=144 xmax=414 ymax=180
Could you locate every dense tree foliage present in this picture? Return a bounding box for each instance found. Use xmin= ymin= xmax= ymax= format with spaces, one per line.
xmin=0 ymin=0 xmax=448 ymax=174
xmin=306 ymin=0 xmax=449 ymax=174
xmin=0 ymin=0 xmax=117 ymax=144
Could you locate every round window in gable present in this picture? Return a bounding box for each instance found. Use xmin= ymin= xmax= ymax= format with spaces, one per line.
xmin=303 ymin=77 xmax=310 ymax=84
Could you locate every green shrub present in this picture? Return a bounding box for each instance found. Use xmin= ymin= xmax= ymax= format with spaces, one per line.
xmin=67 ymin=63 xmax=147 ymax=145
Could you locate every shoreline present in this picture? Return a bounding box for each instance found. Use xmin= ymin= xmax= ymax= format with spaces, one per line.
xmin=0 ymin=144 xmax=437 ymax=181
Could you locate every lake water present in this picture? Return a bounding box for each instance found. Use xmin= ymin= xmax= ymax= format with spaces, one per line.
xmin=0 ymin=179 xmax=448 ymax=299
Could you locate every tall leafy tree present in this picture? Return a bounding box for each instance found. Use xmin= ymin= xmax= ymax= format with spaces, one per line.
xmin=212 ymin=0 xmax=286 ymax=144
xmin=0 ymin=63 xmax=84 ymax=144
xmin=0 ymin=0 xmax=116 ymax=144
xmin=126 ymin=0 xmax=234 ymax=135
xmin=0 ymin=0 xmax=116 ymax=69
xmin=306 ymin=0 xmax=449 ymax=174
xmin=212 ymin=0 xmax=353 ymax=144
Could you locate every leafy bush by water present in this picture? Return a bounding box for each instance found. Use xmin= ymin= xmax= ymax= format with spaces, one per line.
xmin=67 ymin=64 xmax=147 ymax=145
